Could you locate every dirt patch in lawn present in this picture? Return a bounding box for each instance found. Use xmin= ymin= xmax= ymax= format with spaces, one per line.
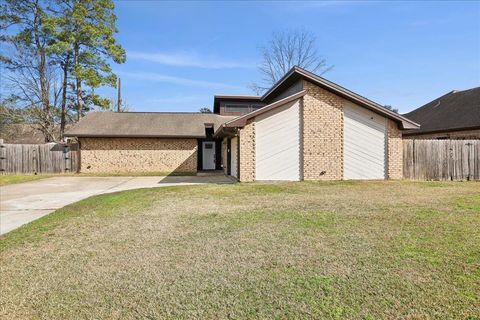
xmin=1 ymin=181 xmax=479 ymax=319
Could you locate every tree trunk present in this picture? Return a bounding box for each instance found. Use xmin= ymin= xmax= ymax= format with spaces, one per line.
xmin=74 ymin=43 xmax=83 ymax=121
xmin=33 ymin=1 xmax=51 ymax=141
xmin=60 ymin=53 xmax=71 ymax=140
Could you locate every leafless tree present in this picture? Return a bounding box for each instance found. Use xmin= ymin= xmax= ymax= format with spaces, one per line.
xmin=251 ymin=29 xmax=333 ymax=95
xmin=1 ymin=0 xmax=61 ymax=142
xmin=1 ymin=43 xmax=62 ymax=142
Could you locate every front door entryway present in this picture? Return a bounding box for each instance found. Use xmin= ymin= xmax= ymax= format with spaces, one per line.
xmin=202 ymin=141 xmax=216 ymax=170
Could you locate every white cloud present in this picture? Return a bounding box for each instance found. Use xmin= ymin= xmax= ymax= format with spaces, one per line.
xmin=118 ymin=71 xmax=238 ymax=89
xmin=128 ymin=51 xmax=251 ymax=69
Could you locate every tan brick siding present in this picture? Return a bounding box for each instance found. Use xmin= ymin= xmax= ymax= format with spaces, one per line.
xmin=79 ymin=138 xmax=197 ymax=174
xmin=239 ymin=120 xmax=255 ymax=182
xmin=387 ymin=120 xmax=403 ymax=179
xmin=404 ymin=129 xmax=480 ymax=140
xmin=222 ymin=138 xmax=228 ymax=174
xmin=302 ymin=81 xmax=344 ymax=180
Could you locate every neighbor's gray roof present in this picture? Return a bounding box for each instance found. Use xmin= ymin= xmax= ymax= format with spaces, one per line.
xmin=403 ymin=87 xmax=480 ymax=135
xmin=64 ymin=112 xmax=237 ymax=138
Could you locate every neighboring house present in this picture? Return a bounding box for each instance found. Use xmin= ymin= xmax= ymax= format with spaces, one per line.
xmin=65 ymin=66 xmax=419 ymax=181
xmin=403 ymin=87 xmax=480 ymax=139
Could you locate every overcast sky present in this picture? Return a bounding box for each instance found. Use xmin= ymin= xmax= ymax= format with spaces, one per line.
xmin=102 ymin=1 xmax=479 ymax=113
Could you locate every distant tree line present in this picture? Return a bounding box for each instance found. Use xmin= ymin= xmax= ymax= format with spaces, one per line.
xmin=0 ymin=0 xmax=126 ymax=142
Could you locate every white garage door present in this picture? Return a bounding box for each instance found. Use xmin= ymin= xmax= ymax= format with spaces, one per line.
xmin=344 ymin=101 xmax=386 ymax=180
xmin=255 ymin=100 xmax=301 ymax=181
xmin=230 ymin=137 xmax=238 ymax=178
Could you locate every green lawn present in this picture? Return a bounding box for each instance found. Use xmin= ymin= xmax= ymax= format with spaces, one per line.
xmin=0 ymin=174 xmax=53 ymax=186
xmin=1 ymin=181 xmax=479 ymax=319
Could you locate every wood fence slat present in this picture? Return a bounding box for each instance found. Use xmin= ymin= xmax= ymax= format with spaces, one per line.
xmin=0 ymin=143 xmax=79 ymax=174
xmin=403 ymin=139 xmax=480 ymax=180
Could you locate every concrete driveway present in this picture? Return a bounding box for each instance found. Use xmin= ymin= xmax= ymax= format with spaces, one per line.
xmin=0 ymin=175 xmax=233 ymax=235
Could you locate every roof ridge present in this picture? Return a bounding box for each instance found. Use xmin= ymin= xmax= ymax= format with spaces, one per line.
xmin=450 ymin=86 xmax=480 ymax=94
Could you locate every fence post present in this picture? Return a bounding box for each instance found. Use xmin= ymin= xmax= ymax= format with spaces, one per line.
xmin=0 ymin=139 xmax=5 ymax=173
xmin=64 ymin=144 xmax=70 ymax=173
xmin=33 ymin=146 xmax=38 ymax=174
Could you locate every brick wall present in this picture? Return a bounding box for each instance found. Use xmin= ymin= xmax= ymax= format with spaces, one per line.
xmin=79 ymin=137 xmax=197 ymax=174
xmin=387 ymin=120 xmax=403 ymax=179
xmin=238 ymin=120 xmax=255 ymax=182
xmin=403 ymin=128 xmax=480 ymax=140
xmin=302 ymin=81 xmax=344 ymax=180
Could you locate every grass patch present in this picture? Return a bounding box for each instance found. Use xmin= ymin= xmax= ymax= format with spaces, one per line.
xmin=456 ymin=194 xmax=480 ymax=212
xmin=1 ymin=181 xmax=479 ymax=319
xmin=0 ymin=174 xmax=54 ymax=186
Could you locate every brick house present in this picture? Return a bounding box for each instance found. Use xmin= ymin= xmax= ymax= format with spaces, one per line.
xmin=65 ymin=66 xmax=419 ymax=181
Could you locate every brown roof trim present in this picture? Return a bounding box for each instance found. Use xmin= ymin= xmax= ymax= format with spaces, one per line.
xmin=214 ymin=95 xmax=261 ymax=99
xmin=403 ymin=125 xmax=480 ymax=136
xmin=222 ymin=90 xmax=307 ymax=128
xmin=261 ymin=66 xmax=420 ymax=130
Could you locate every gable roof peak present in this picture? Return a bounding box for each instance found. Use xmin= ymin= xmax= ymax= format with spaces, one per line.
xmin=261 ymin=65 xmax=419 ymax=129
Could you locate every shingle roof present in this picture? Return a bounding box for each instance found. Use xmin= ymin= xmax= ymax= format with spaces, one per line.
xmin=403 ymin=87 xmax=480 ymax=135
xmin=64 ymin=112 xmax=237 ymax=138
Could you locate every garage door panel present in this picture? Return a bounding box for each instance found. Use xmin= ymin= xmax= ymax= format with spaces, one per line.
xmin=255 ymin=100 xmax=300 ymax=181
xmin=344 ymin=136 xmax=385 ymax=156
xmin=346 ymin=145 xmax=383 ymax=168
xmin=344 ymin=120 xmax=385 ymax=141
xmin=344 ymin=102 xmax=386 ymax=180
xmin=256 ymin=135 xmax=299 ymax=160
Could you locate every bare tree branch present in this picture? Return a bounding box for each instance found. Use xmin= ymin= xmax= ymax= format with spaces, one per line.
xmin=252 ymin=29 xmax=333 ymax=94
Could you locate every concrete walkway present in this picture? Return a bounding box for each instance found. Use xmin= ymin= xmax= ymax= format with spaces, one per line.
xmin=0 ymin=175 xmax=233 ymax=235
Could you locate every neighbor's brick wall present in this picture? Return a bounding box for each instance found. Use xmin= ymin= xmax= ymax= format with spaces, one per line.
xmin=387 ymin=121 xmax=403 ymax=179
xmin=302 ymin=81 xmax=344 ymax=180
xmin=403 ymin=129 xmax=480 ymax=140
xmin=239 ymin=120 xmax=255 ymax=182
xmin=79 ymin=137 xmax=197 ymax=174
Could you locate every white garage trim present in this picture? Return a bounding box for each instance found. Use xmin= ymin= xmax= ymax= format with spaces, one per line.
xmin=343 ymin=101 xmax=386 ymax=180
xmin=230 ymin=137 xmax=238 ymax=178
xmin=255 ymin=99 xmax=301 ymax=181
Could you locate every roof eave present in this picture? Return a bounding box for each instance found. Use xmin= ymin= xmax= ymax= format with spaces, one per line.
xmin=224 ymin=90 xmax=307 ymax=128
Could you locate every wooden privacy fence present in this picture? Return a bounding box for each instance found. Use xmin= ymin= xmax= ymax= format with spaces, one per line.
xmin=0 ymin=142 xmax=80 ymax=174
xmin=403 ymin=139 xmax=480 ymax=180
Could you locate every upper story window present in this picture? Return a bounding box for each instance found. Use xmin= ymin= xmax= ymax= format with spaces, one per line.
xmin=225 ymin=104 xmax=249 ymax=113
